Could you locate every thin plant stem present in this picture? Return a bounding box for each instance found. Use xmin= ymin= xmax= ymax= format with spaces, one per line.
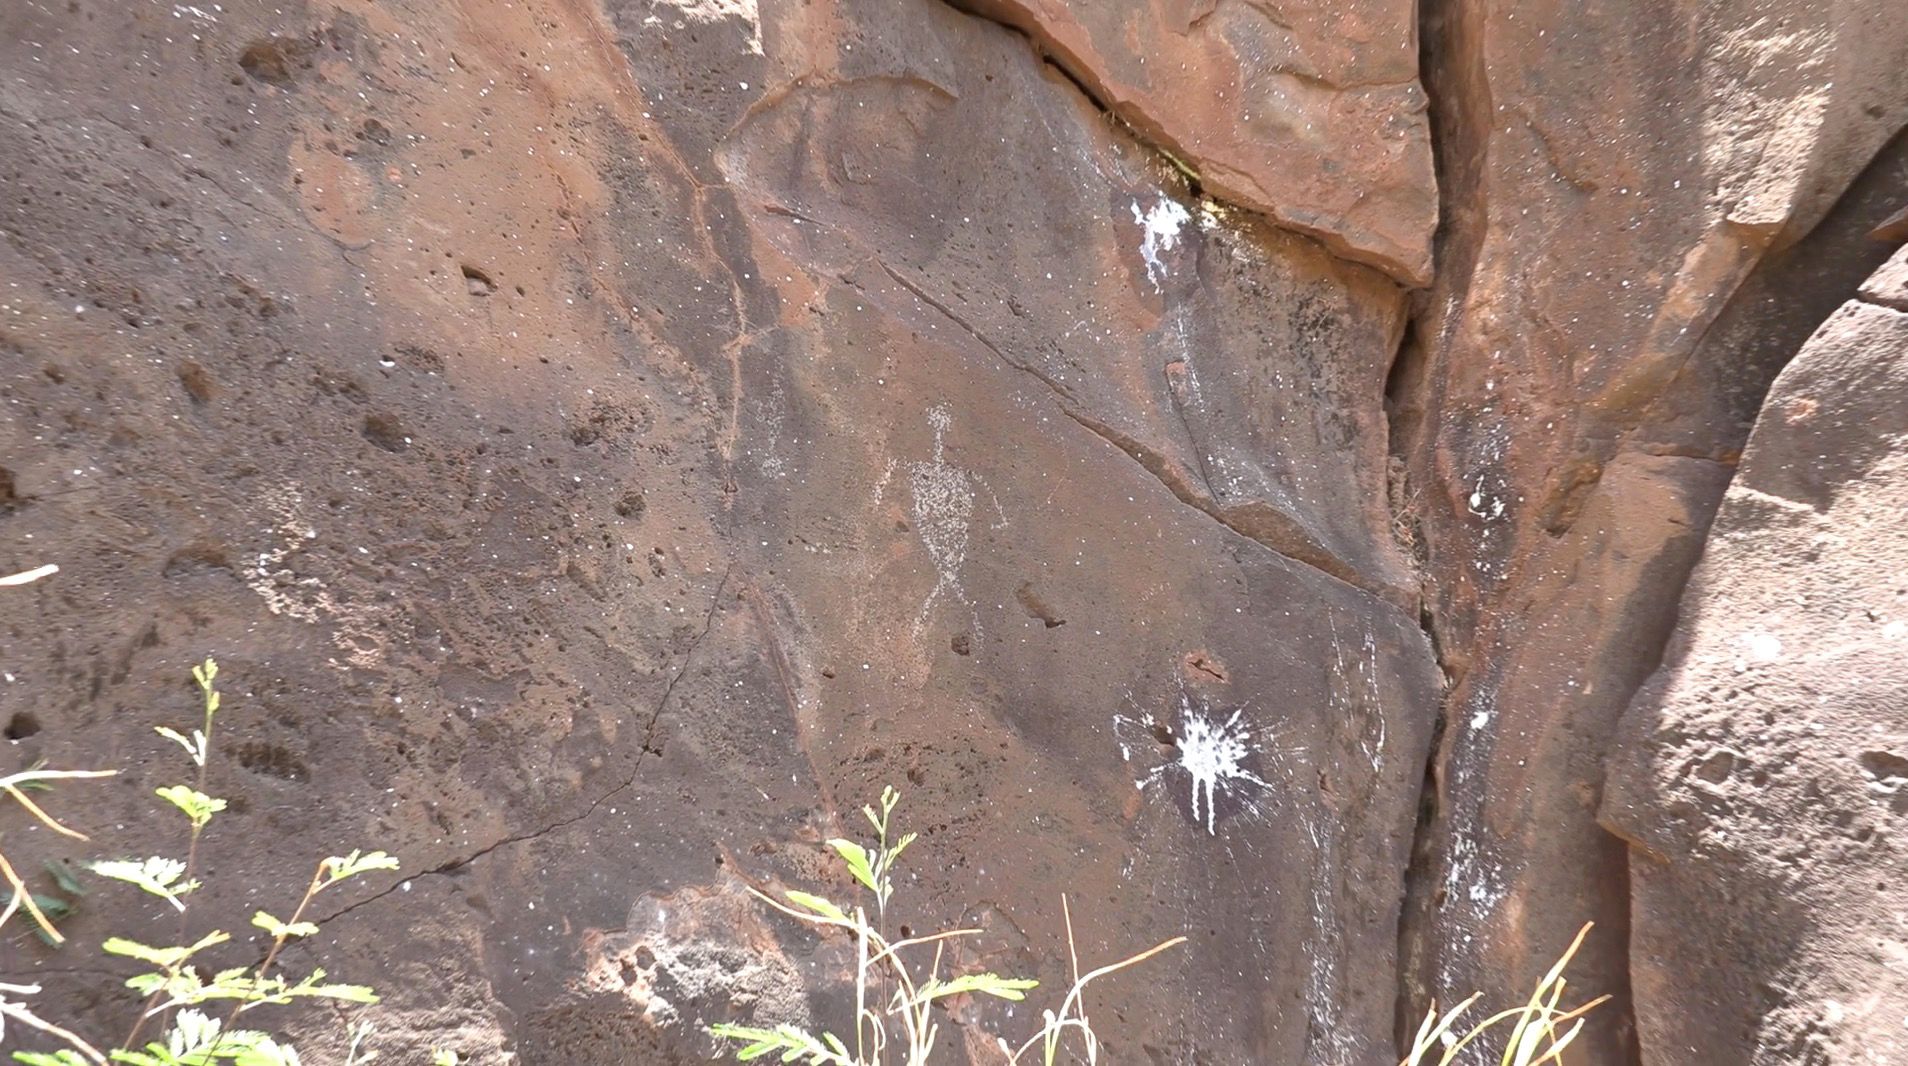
xmin=0 ymin=850 xmax=59 ymax=944
xmin=0 ymin=985 xmax=110 ymax=1064
xmin=0 ymin=766 xmax=113 ymax=943
xmin=122 ymin=660 xmax=221 ymax=1051
xmin=197 ymin=857 xmax=329 ymax=1061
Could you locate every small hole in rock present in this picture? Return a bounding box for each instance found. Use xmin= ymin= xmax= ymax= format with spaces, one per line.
xmin=460 ymin=264 xmax=497 ymax=296
xmin=6 ymin=712 xmax=42 ymax=740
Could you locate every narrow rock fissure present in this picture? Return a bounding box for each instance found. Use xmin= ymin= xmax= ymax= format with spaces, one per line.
xmin=866 ymin=251 xmax=1400 ymax=604
xmin=304 ymin=565 xmax=735 ymax=935
xmin=1053 ymin=402 xmax=1387 ymax=600
xmin=941 ymin=0 xmax=1448 ymax=281
xmin=938 ymin=0 xmax=1486 ymax=1046
xmin=1388 ymin=0 xmax=1481 ymax=1049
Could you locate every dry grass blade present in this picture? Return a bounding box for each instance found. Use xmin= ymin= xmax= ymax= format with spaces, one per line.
xmin=865 ymin=927 xmax=983 ymax=969
xmin=1 ymin=767 xmax=116 ymax=942
xmin=712 ymin=790 xmax=1185 ymax=1066
xmin=1070 ymin=933 xmax=1188 ymax=987
xmin=1399 ymin=922 xmax=1608 ymax=1066
xmin=0 ymin=564 xmax=59 ymax=587
xmin=1 ymin=981 xmax=110 ymax=1063
xmin=0 ymin=850 xmax=62 ymax=941
xmin=1002 ymin=896 xmax=1187 ymax=1066
xmin=4 ymin=770 xmax=118 ymax=840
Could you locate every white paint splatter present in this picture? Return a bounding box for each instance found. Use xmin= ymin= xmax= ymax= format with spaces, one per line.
xmin=1465 ymin=476 xmax=1506 ymax=520
xmin=1130 ymin=196 xmax=1192 ymax=292
xmin=1117 ymin=683 xmax=1278 ymax=836
xmin=1177 ymin=709 xmax=1269 ymax=833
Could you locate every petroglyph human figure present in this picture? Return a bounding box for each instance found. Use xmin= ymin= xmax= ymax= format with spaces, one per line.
xmin=874 ymin=404 xmax=1006 ymax=638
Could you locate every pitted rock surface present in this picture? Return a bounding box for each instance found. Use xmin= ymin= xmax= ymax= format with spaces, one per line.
xmin=0 ymin=0 xmax=1905 ymax=1063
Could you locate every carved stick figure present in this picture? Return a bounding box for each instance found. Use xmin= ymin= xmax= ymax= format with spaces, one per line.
xmin=874 ymin=404 xmax=1007 ymax=639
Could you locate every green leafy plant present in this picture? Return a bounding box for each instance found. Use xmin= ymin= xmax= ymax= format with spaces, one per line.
xmin=709 ymin=786 xmax=1183 ymax=1066
xmin=0 ymin=658 xmax=399 ymax=1066
xmin=1399 ymin=923 xmax=1609 ymax=1066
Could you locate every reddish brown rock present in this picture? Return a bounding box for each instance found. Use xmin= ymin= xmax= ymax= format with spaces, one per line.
xmin=1604 ymin=284 xmax=1908 ymax=1064
xmin=956 ymin=0 xmax=1437 ymax=284
xmin=3 ymin=0 xmax=1908 ymax=1061
xmin=1394 ymin=0 xmax=1908 ymax=1055
xmin=0 ymin=0 xmax=1435 ymax=1061
xmin=1859 ymin=244 xmax=1908 ymax=311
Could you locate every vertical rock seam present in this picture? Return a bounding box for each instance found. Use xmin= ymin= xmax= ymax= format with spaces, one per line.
xmin=1391 ymin=0 xmax=1492 ymax=1051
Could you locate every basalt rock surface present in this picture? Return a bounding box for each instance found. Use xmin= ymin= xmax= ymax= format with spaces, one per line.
xmin=0 ymin=0 xmax=1903 ymax=1063
xmin=952 ymin=0 xmax=1438 ymax=285
xmin=1603 ymin=253 xmax=1908 ymax=1064
xmin=1390 ymin=1 xmax=1908 ymax=1060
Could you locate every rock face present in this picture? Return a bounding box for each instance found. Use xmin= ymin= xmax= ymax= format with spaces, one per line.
xmin=1390 ymin=0 xmax=1908 ymax=1056
xmin=953 ymin=0 xmax=1438 ymax=284
xmin=1 ymin=0 xmax=1434 ymax=1062
xmin=1603 ymin=263 xmax=1908 ymax=1064
xmin=0 ymin=0 xmax=1904 ymax=1063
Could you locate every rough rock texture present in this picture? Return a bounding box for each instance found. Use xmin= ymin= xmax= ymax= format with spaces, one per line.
xmin=954 ymin=0 xmax=1438 ymax=284
xmin=0 ymin=0 xmax=1906 ymax=1063
xmin=1861 ymin=244 xmax=1908 ymax=311
xmin=0 ymin=0 xmax=1435 ymax=1061
xmin=1604 ymin=276 xmax=1908 ymax=1064
xmin=1391 ymin=0 xmax=1908 ymax=1055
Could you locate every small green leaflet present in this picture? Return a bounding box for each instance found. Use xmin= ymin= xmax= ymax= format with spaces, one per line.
xmin=13 ymin=758 xmax=55 ymax=791
xmin=191 ymin=659 xmax=219 ymax=690
xmin=155 ymin=786 xmax=226 ymax=831
xmin=102 ymin=930 xmax=230 ymax=968
xmin=885 ymin=831 xmax=918 ymax=871
xmin=43 ymin=860 xmax=87 ymax=897
xmin=105 ymin=1007 xmax=303 ymax=1066
xmin=89 ymin=857 xmax=200 ymax=910
xmin=251 ymin=910 xmax=318 ymax=939
xmin=123 ymin=964 xmax=248 ymax=1004
xmin=707 ymin=1023 xmax=853 ymax=1065
xmin=826 ymin=840 xmax=878 ymax=895
xmin=913 ymin=972 xmax=1039 ymax=1006
xmin=154 ymin=725 xmax=209 ymax=768
xmin=25 ymin=893 xmax=72 ymax=946
xmin=782 ymin=890 xmax=849 ymax=924
xmin=122 ymin=964 xmax=376 ymax=1011
xmin=12 ymin=1052 xmax=91 ymax=1066
xmin=233 ymin=967 xmax=380 ymax=1009
xmin=320 ymin=850 xmax=399 ymax=887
